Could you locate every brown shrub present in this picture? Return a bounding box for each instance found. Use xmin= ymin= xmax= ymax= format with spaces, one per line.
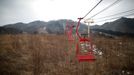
xmin=0 ymin=34 xmax=134 ymax=75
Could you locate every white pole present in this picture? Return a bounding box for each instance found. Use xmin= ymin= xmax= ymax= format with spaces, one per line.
xmin=84 ymin=18 xmax=93 ymax=37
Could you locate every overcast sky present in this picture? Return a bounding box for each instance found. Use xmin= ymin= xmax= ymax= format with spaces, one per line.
xmin=0 ymin=0 xmax=134 ymax=26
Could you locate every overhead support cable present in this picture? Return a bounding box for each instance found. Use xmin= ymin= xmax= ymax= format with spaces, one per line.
xmin=95 ymin=9 xmax=134 ymax=20
xmin=83 ymin=0 xmax=103 ymax=19
xmin=95 ymin=12 xmax=134 ymax=23
xmin=90 ymin=0 xmax=122 ymax=18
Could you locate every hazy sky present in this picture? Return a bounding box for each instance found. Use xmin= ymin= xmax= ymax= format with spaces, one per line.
xmin=0 ymin=0 xmax=134 ymax=26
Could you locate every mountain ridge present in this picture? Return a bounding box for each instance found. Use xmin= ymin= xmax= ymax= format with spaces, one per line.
xmin=0 ymin=19 xmax=87 ymax=34
xmin=0 ymin=17 xmax=134 ymax=36
xmin=91 ymin=17 xmax=134 ymax=36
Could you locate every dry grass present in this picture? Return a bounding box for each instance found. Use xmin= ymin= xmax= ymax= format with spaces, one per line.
xmin=0 ymin=34 xmax=134 ymax=75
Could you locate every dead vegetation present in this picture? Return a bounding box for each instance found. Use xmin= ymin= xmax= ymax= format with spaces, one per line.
xmin=0 ymin=34 xmax=134 ymax=75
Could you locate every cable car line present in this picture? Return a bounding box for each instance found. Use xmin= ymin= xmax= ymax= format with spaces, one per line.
xmin=90 ymin=0 xmax=122 ymax=18
xmin=83 ymin=0 xmax=103 ymax=19
xmin=95 ymin=9 xmax=134 ymax=20
xmin=95 ymin=12 xmax=134 ymax=23
xmin=65 ymin=0 xmax=128 ymax=63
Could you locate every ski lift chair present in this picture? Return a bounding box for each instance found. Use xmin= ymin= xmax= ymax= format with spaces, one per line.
xmin=76 ymin=18 xmax=96 ymax=62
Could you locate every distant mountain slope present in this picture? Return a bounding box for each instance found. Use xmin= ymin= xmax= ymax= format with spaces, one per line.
xmin=1 ymin=17 xmax=133 ymax=35
xmin=4 ymin=21 xmax=47 ymax=34
xmin=0 ymin=27 xmax=22 ymax=34
xmin=91 ymin=17 xmax=134 ymax=36
xmin=0 ymin=19 xmax=87 ymax=34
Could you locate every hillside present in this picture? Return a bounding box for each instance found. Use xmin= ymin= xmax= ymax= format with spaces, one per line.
xmin=0 ymin=27 xmax=22 ymax=34
xmin=0 ymin=20 xmax=87 ymax=34
xmin=91 ymin=17 xmax=134 ymax=36
xmin=1 ymin=17 xmax=134 ymax=36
